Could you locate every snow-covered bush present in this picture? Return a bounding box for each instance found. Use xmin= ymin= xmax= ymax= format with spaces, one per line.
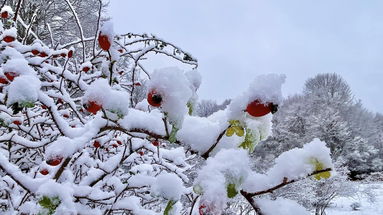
xmin=0 ymin=4 xmax=334 ymax=215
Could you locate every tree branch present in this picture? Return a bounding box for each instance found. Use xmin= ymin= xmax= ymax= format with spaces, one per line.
xmin=201 ymin=126 xmax=229 ymax=159
xmin=243 ymin=168 xmax=332 ymax=197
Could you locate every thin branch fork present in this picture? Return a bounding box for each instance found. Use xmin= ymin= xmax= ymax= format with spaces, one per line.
xmin=240 ymin=168 xmax=332 ymax=215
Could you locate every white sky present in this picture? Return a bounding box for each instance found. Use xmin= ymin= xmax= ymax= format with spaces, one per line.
xmin=110 ymin=0 xmax=383 ymax=113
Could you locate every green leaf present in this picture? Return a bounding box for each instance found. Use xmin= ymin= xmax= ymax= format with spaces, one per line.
xmin=0 ymin=118 xmax=7 ymax=127
xmin=164 ymin=200 xmax=176 ymax=215
xmin=239 ymin=129 xmax=256 ymax=152
xmin=38 ymin=196 xmax=52 ymax=208
xmin=38 ymin=196 xmax=61 ymax=215
xmin=187 ymin=102 xmax=193 ymax=115
xmin=169 ymin=126 xmax=179 ymax=143
xmin=227 ymin=183 xmax=238 ymax=198
xmin=20 ymin=101 xmax=35 ymax=108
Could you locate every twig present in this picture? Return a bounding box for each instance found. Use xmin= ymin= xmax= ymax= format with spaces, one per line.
xmin=93 ymin=0 xmax=103 ymax=56
xmin=201 ymin=126 xmax=229 ymax=159
xmin=64 ymin=0 xmax=86 ymax=62
xmin=13 ymin=0 xmax=23 ymax=22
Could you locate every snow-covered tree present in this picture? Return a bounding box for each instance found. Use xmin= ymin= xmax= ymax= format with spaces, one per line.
xmin=195 ymin=99 xmax=230 ymax=117
xmin=261 ymin=73 xmax=381 ymax=179
xmin=0 ymin=4 xmax=336 ymax=215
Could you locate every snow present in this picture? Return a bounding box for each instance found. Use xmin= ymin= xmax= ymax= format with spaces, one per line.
xmin=148 ymin=67 xmax=193 ymax=128
xmin=227 ymin=74 xmax=285 ymax=120
xmin=119 ymin=108 xmax=166 ymax=135
xmin=37 ymin=181 xmax=76 ymax=214
xmin=100 ymin=21 xmax=114 ymax=39
xmin=151 ymin=172 xmax=185 ymax=201
xmin=177 ymin=115 xmax=224 ymax=153
xmin=257 ymin=197 xmax=310 ymax=215
xmin=80 ymin=61 xmax=92 ymax=71
xmin=196 ymin=148 xmax=251 ymax=211
xmin=6 ymin=75 xmax=41 ymax=106
xmin=327 ymin=182 xmax=383 ymax=215
xmin=1 ymin=28 xmax=17 ymax=39
xmin=243 ymin=138 xmax=333 ymax=193
xmin=1 ymin=6 xmax=14 ymax=15
xmin=247 ymin=74 xmax=286 ymax=105
xmin=2 ymin=5 xmax=374 ymax=215
xmin=83 ymin=79 xmax=130 ymax=115
xmin=185 ymin=69 xmax=202 ymax=92
xmin=113 ymin=196 xmax=156 ymax=215
xmin=2 ymin=58 xmax=36 ymax=76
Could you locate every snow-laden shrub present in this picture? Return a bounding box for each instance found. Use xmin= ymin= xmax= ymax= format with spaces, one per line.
xmin=0 ymin=4 xmax=334 ymax=215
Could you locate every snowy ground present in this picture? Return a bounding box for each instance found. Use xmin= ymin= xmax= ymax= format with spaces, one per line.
xmin=326 ymin=182 xmax=383 ymax=215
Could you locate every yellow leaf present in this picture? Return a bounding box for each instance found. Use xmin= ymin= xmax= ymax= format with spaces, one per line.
xmin=226 ymin=127 xmax=235 ymax=137
xmin=310 ymin=158 xmax=331 ymax=180
xmin=233 ymin=126 xmax=244 ymax=137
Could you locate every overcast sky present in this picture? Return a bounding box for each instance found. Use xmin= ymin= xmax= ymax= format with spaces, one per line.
xmin=110 ymin=0 xmax=383 ymax=113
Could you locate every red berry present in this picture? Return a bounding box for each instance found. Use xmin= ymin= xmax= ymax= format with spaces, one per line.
xmin=31 ymin=49 xmax=39 ymax=55
xmin=68 ymin=50 xmax=73 ymax=58
xmin=93 ymin=141 xmax=101 ymax=148
xmin=47 ymin=156 xmax=63 ymax=166
xmin=112 ymin=144 xmax=118 ymax=148
xmin=152 ymin=140 xmax=159 ymax=147
xmin=117 ymin=140 xmax=123 ymax=145
xmin=40 ymin=169 xmax=49 ymax=175
xmin=246 ymin=100 xmax=272 ymax=117
xmin=138 ymin=151 xmax=144 ymax=156
xmin=13 ymin=120 xmax=21 ymax=125
xmin=134 ymin=82 xmax=141 ymax=86
xmin=5 ymin=72 xmax=18 ymax=81
xmin=41 ymin=105 xmax=48 ymax=109
xmin=63 ymin=114 xmax=69 ymax=118
xmin=3 ymin=36 xmax=15 ymax=43
xmin=118 ymin=49 xmax=124 ymax=53
xmin=85 ymin=101 xmax=102 ymax=114
xmin=60 ymin=52 xmax=67 ymax=58
xmin=71 ymin=125 xmax=76 ymax=128
xmin=1 ymin=11 xmax=9 ymax=19
xmin=52 ymin=54 xmax=59 ymax=58
xmin=82 ymin=67 xmax=90 ymax=72
xmin=0 ymin=76 xmax=9 ymax=84
xmin=98 ymin=34 xmax=111 ymax=51
xmin=39 ymin=52 xmax=48 ymax=57
xmin=57 ymin=98 xmax=63 ymax=104
xmin=147 ymin=90 xmax=162 ymax=107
